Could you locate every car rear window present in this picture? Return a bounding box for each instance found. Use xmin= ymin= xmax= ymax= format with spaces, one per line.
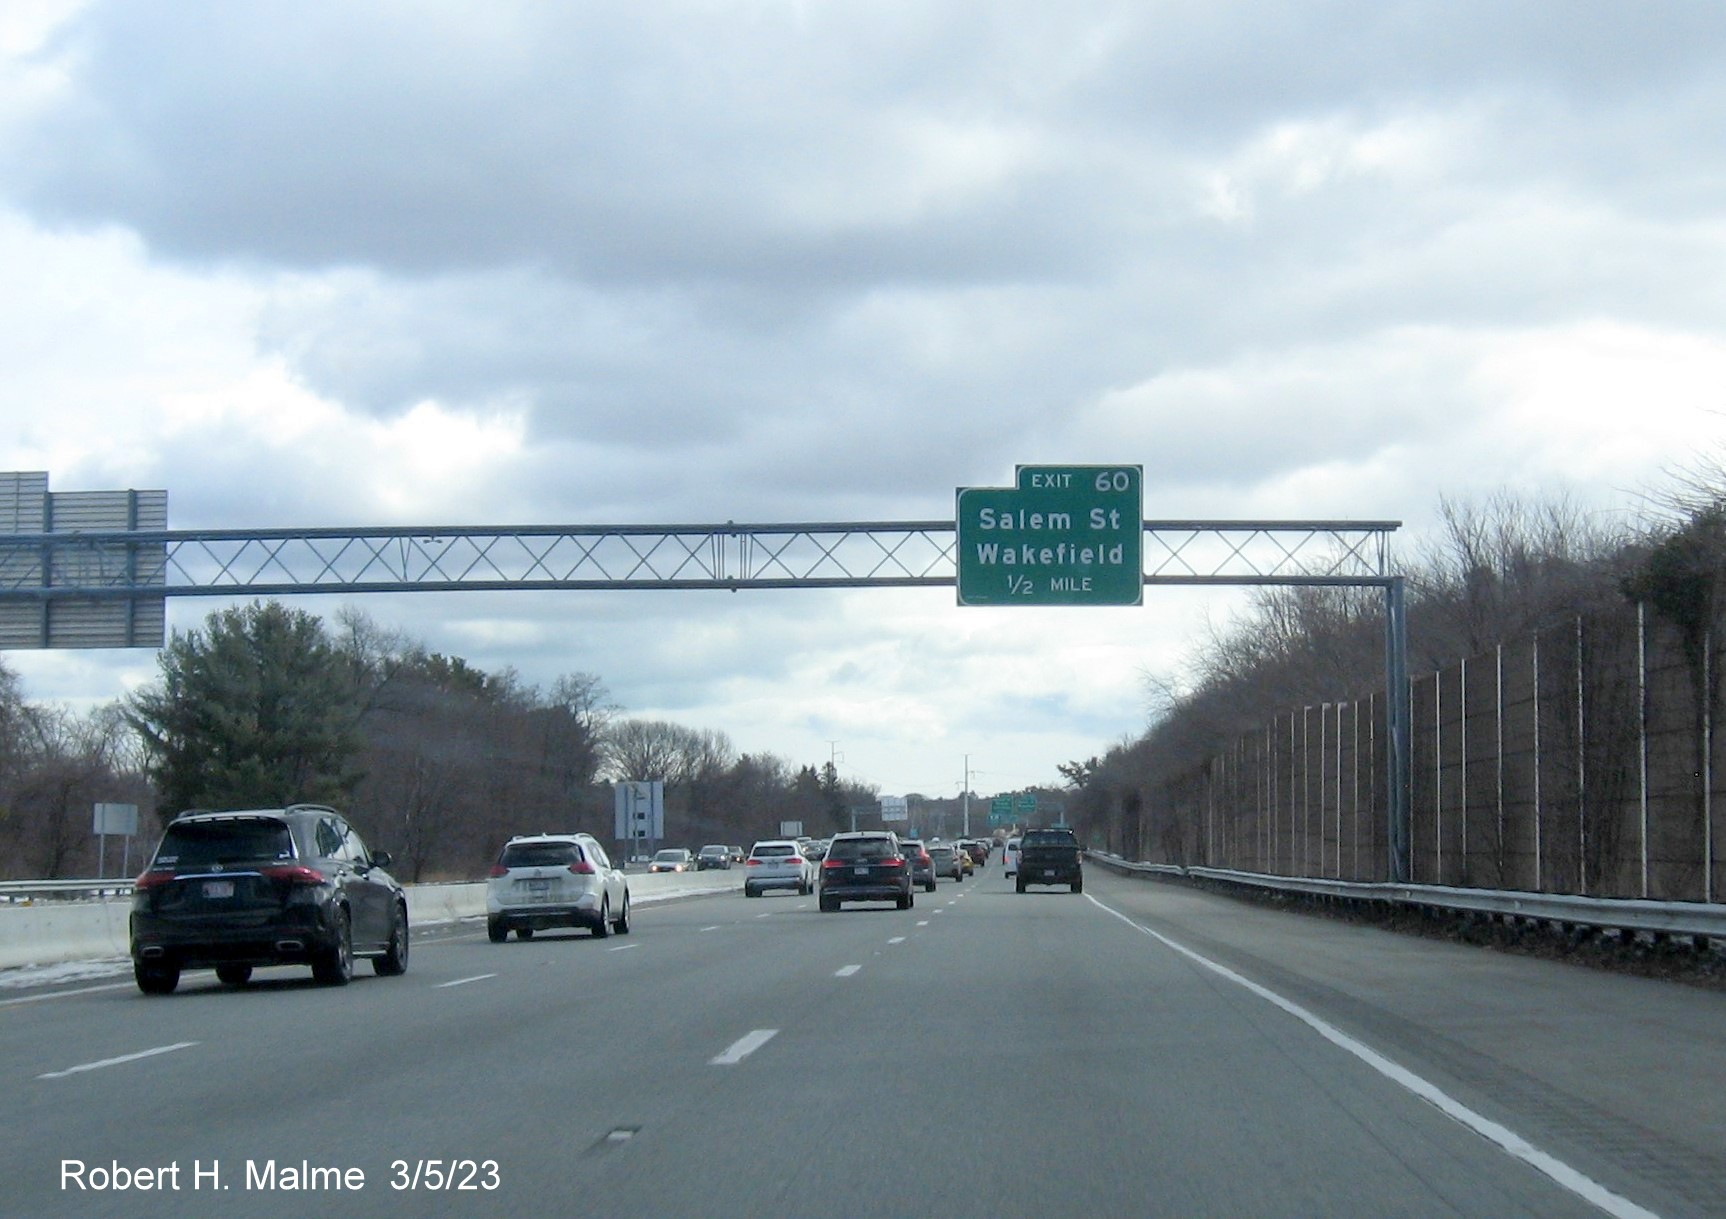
xmin=1023 ymin=831 xmax=1078 ymax=847
xmin=753 ymin=844 xmax=796 ymax=857
xmin=500 ymin=842 xmax=581 ymax=868
xmin=155 ymin=820 xmax=295 ymax=867
xmin=928 ymin=846 xmax=953 ymax=859
xmin=828 ymin=837 xmax=896 ymax=861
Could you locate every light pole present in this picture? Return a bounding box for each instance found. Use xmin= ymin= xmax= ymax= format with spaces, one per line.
xmin=961 ymin=754 xmax=971 ymax=837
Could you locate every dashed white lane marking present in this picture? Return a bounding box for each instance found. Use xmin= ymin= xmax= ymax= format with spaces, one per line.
xmin=835 ymin=965 xmax=862 ymax=977
xmin=887 ymin=936 xmax=907 ymax=945
xmin=711 ymin=1029 xmax=778 ymax=1065
xmin=916 ymin=920 xmax=930 ymax=927
xmin=1085 ymin=894 xmax=1663 ymax=1219
xmin=700 ymin=926 xmax=721 ymax=932
xmin=39 ymin=1041 xmax=198 ymax=1080
xmin=606 ymin=943 xmax=639 ymax=952
xmin=435 ymin=974 xmax=497 ymax=989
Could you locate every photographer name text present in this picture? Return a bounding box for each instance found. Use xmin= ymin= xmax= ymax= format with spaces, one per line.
xmin=61 ymin=1158 xmax=501 ymax=1192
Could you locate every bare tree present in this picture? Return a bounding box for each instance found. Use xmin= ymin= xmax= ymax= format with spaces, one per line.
xmin=601 ymin=719 xmax=694 ymax=784
xmin=1413 ymin=490 xmax=1627 ymax=661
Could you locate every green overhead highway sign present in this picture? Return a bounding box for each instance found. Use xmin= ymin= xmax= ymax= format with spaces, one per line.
xmin=956 ymin=465 xmax=1143 ymax=606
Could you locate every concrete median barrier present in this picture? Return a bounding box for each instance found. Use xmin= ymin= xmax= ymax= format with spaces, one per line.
xmin=0 ymin=869 xmax=740 ymax=971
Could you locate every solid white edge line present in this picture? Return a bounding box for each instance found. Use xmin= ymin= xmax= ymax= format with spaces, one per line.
xmin=710 ymin=1028 xmax=778 ymax=1065
xmin=435 ymin=973 xmax=498 ymax=989
xmin=1084 ymin=894 xmax=1663 ymax=1219
xmin=39 ymin=1041 xmax=199 ymax=1080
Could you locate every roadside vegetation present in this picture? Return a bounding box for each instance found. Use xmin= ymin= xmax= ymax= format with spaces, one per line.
xmin=0 ymin=602 xmax=881 ymax=881
xmin=4 ymin=465 xmax=1723 ymax=884
xmin=1061 ymin=464 xmax=1726 ymax=883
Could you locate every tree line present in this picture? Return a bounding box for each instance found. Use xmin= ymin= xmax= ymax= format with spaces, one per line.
xmin=1061 ymin=468 xmax=1726 ymax=885
xmin=0 ymin=604 xmax=885 ymax=881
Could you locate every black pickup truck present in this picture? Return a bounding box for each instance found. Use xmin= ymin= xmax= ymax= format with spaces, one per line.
xmin=1014 ymin=828 xmax=1082 ymax=893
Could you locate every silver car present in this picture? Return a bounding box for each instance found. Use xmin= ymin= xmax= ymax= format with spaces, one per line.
xmin=486 ymin=833 xmax=631 ymax=941
xmin=743 ymin=839 xmax=814 ymax=897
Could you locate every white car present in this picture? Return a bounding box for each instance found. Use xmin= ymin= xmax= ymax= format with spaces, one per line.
xmin=1003 ymin=836 xmax=1022 ymax=878
xmin=743 ymin=839 xmax=815 ymax=897
xmin=486 ymin=833 xmax=631 ymax=941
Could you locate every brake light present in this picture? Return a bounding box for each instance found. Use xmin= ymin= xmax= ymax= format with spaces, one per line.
xmin=745 ymin=858 xmax=763 ymax=866
xmin=569 ymin=861 xmax=596 ymax=875
xmin=488 ymin=864 xmax=509 ymax=878
xmin=882 ymin=857 xmax=904 ymax=869
xmin=822 ymin=858 xmax=845 ymax=869
xmin=134 ymin=869 xmax=176 ymax=891
xmin=261 ymin=864 xmax=326 ymax=886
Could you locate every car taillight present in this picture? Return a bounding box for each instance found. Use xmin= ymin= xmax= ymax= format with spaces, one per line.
xmin=745 ymin=858 xmax=763 ymax=866
xmin=261 ymin=864 xmax=326 ymax=886
xmin=134 ymin=869 xmax=175 ymax=891
xmin=570 ymin=861 xmax=596 ymax=875
xmin=822 ymin=858 xmax=845 ymax=869
xmin=487 ymin=864 xmax=509 ymax=878
xmin=882 ymin=857 xmax=904 ymax=869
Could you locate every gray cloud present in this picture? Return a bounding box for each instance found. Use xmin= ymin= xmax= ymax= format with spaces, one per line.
xmin=5 ymin=1 xmax=1726 ymax=793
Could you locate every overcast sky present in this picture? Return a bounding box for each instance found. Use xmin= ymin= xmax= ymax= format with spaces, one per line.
xmin=4 ymin=1 xmax=1725 ymax=801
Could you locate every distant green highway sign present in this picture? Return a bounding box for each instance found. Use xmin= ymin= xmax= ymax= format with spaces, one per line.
xmin=987 ymin=792 xmax=1040 ymax=827
xmin=956 ymin=465 xmax=1143 ymax=606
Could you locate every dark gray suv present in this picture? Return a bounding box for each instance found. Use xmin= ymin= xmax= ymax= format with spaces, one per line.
xmin=130 ymin=805 xmax=409 ymax=995
xmin=818 ymin=831 xmax=914 ymax=911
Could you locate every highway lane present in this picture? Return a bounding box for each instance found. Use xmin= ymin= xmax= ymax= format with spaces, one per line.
xmin=4 ymin=866 xmax=1720 ymax=1218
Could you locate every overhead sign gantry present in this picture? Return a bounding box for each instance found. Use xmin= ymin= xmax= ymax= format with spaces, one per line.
xmin=0 ymin=468 xmax=1411 ymax=881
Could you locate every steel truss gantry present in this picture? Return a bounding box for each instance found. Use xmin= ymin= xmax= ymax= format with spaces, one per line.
xmin=0 ymin=519 xmax=1397 ymax=596
xmin=0 ymin=517 xmax=1411 ymax=882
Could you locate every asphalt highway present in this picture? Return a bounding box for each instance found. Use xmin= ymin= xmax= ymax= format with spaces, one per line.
xmin=6 ymin=865 xmax=1722 ymax=1219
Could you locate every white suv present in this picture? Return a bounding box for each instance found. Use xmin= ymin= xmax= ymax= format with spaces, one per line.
xmin=486 ymin=833 xmax=631 ymax=941
xmin=743 ymin=839 xmax=814 ymax=897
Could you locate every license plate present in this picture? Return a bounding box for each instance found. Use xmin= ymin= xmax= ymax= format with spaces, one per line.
xmin=855 ymin=867 xmax=868 ymax=876
xmin=1044 ymin=869 xmax=1056 ymax=877
xmin=202 ymin=880 xmax=234 ymax=899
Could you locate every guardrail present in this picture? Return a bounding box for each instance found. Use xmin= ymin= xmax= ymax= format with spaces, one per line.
xmin=1085 ymin=852 xmax=1726 ymax=943
xmin=0 ymin=859 xmax=709 ymax=902
xmin=0 ymin=879 xmax=136 ymax=902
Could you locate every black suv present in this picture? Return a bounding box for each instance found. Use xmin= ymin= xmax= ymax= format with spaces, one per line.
xmin=1015 ymin=827 xmax=1083 ymax=893
xmin=130 ymin=805 xmax=409 ymax=995
xmin=819 ymin=831 xmax=914 ymax=911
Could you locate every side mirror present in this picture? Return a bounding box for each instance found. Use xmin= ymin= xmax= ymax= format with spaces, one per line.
xmin=372 ymin=850 xmax=393 ymax=868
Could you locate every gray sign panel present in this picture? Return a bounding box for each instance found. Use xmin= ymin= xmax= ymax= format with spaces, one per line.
xmin=0 ymin=472 xmax=167 ymax=648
